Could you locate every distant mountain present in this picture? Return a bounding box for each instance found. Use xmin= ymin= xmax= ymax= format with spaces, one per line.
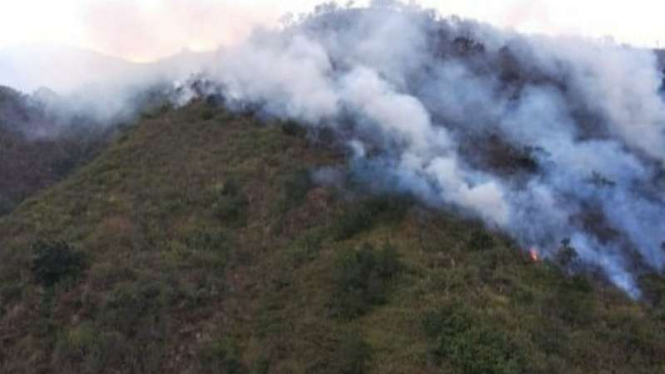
xmin=0 ymin=44 xmax=216 ymax=94
xmin=0 ymin=44 xmax=135 ymax=94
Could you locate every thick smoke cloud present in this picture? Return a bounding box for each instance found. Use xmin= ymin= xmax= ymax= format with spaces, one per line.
xmin=205 ymin=3 xmax=665 ymax=297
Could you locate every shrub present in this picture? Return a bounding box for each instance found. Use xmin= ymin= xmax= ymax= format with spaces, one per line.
xmin=281 ymin=120 xmax=307 ymax=138
xmin=555 ymin=239 xmax=579 ymax=268
xmin=54 ymin=323 xmax=116 ymax=373
xmin=333 ymin=196 xmax=411 ymax=241
xmin=31 ymin=240 xmax=85 ymax=288
xmin=213 ymin=179 xmax=249 ymax=225
xmin=547 ymin=275 xmax=593 ymax=326
xmin=333 ymin=332 xmax=372 ymax=374
xmin=201 ymin=108 xmax=216 ymax=121
xmin=278 ymin=168 xmax=314 ymax=213
xmin=197 ymin=337 xmax=247 ymax=374
xmin=423 ymin=304 xmax=522 ymax=374
xmin=55 ymin=322 xmax=164 ymax=374
xmin=101 ymin=279 xmax=169 ymax=338
xmin=290 ymin=230 xmax=324 ymax=266
xmin=251 ymin=356 xmax=270 ymax=374
xmin=0 ymin=282 xmax=23 ymax=316
xmin=307 ymin=332 xmax=372 ymax=374
xmin=330 ymin=243 xmax=401 ymax=319
xmin=468 ymin=229 xmax=495 ymax=252
xmin=185 ymin=229 xmax=232 ymax=253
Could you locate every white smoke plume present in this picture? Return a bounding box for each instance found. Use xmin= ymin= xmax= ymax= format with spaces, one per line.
xmin=202 ymin=3 xmax=665 ymax=297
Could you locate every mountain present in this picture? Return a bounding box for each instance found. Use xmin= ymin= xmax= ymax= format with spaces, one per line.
xmin=0 ymin=45 xmax=135 ymax=94
xmin=0 ymin=44 xmax=216 ymax=95
xmin=0 ymin=100 xmax=663 ymax=374
xmin=2 ymin=5 xmax=665 ymax=374
xmin=0 ymin=45 xmax=215 ymax=216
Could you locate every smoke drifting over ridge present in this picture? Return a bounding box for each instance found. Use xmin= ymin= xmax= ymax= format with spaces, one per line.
xmin=199 ymin=3 xmax=665 ymax=297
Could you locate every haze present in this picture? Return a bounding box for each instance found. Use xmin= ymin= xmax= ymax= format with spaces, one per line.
xmin=1 ymin=0 xmax=665 ymax=63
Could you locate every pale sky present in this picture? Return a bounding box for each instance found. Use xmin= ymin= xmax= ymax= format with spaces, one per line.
xmin=0 ymin=0 xmax=664 ymax=62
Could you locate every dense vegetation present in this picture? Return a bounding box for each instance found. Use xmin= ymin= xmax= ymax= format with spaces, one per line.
xmin=0 ymin=86 xmax=111 ymax=215
xmin=0 ymin=101 xmax=664 ymax=374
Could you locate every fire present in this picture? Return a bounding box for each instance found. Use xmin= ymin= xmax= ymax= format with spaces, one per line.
xmin=529 ymin=248 xmax=540 ymax=262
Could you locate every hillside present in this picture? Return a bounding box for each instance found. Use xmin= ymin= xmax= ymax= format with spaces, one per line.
xmin=0 ymin=86 xmax=111 ymax=215
xmin=0 ymin=100 xmax=664 ymax=374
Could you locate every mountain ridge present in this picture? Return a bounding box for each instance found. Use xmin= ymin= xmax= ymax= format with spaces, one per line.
xmin=0 ymin=100 xmax=663 ymax=374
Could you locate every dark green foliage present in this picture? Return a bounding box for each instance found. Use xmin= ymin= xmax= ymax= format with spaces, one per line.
xmin=251 ymin=356 xmax=270 ymax=374
xmin=281 ymin=120 xmax=307 ymax=138
xmin=213 ymin=179 xmax=249 ymax=225
xmin=54 ymin=324 xmax=156 ymax=374
xmin=306 ymin=332 xmax=372 ymax=374
xmin=555 ymin=238 xmax=579 ymax=267
xmin=333 ymin=196 xmax=411 ymax=241
xmin=330 ymin=243 xmax=402 ymax=319
xmin=279 ymin=168 xmax=314 ymax=213
xmin=468 ymin=229 xmax=495 ymax=251
xmin=332 ymin=333 xmax=372 ymax=374
xmin=423 ymin=305 xmax=522 ymax=374
xmin=101 ymin=279 xmax=169 ymax=337
xmin=290 ymin=230 xmax=324 ymax=266
xmin=31 ymin=240 xmax=85 ymax=288
xmin=547 ymin=275 xmax=594 ymax=325
xmin=184 ymin=228 xmax=232 ymax=253
xmin=197 ymin=338 xmax=247 ymax=374
xmin=201 ymin=108 xmax=216 ymax=121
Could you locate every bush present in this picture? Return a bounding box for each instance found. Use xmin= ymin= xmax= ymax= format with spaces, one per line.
xmin=279 ymin=168 xmax=314 ymax=213
xmin=31 ymin=240 xmax=85 ymax=288
xmin=330 ymin=243 xmax=401 ymax=319
xmin=0 ymin=282 xmax=23 ymax=316
xmin=423 ymin=304 xmax=522 ymax=374
xmin=546 ymin=275 xmax=593 ymax=326
xmin=101 ymin=279 xmax=169 ymax=338
xmin=213 ymin=179 xmax=249 ymax=225
xmin=333 ymin=332 xmax=372 ymax=374
xmin=201 ymin=108 xmax=216 ymax=121
xmin=468 ymin=229 xmax=495 ymax=252
xmin=55 ymin=322 xmax=164 ymax=374
xmin=289 ymin=230 xmax=324 ymax=266
xmin=197 ymin=337 xmax=247 ymax=374
xmin=184 ymin=229 xmax=232 ymax=253
xmin=333 ymin=196 xmax=411 ymax=241
xmin=555 ymin=239 xmax=579 ymax=268
xmin=306 ymin=332 xmax=372 ymax=374
xmin=281 ymin=120 xmax=307 ymax=138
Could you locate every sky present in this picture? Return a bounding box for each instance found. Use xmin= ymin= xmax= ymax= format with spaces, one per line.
xmin=0 ymin=0 xmax=664 ymax=62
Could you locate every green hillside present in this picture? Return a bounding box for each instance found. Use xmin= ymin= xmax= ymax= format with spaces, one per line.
xmin=0 ymin=86 xmax=110 ymax=216
xmin=0 ymin=101 xmax=664 ymax=374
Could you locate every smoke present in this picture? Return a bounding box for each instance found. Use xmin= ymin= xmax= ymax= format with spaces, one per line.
xmin=202 ymin=3 xmax=665 ymax=297
xmin=2 ymin=2 xmax=662 ymax=297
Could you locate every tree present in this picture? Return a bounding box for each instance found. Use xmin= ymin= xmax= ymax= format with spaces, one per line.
xmin=556 ymin=238 xmax=579 ymax=268
xmin=31 ymin=240 xmax=85 ymax=288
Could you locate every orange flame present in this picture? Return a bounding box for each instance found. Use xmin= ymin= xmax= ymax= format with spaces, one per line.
xmin=530 ymin=248 xmax=540 ymax=262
